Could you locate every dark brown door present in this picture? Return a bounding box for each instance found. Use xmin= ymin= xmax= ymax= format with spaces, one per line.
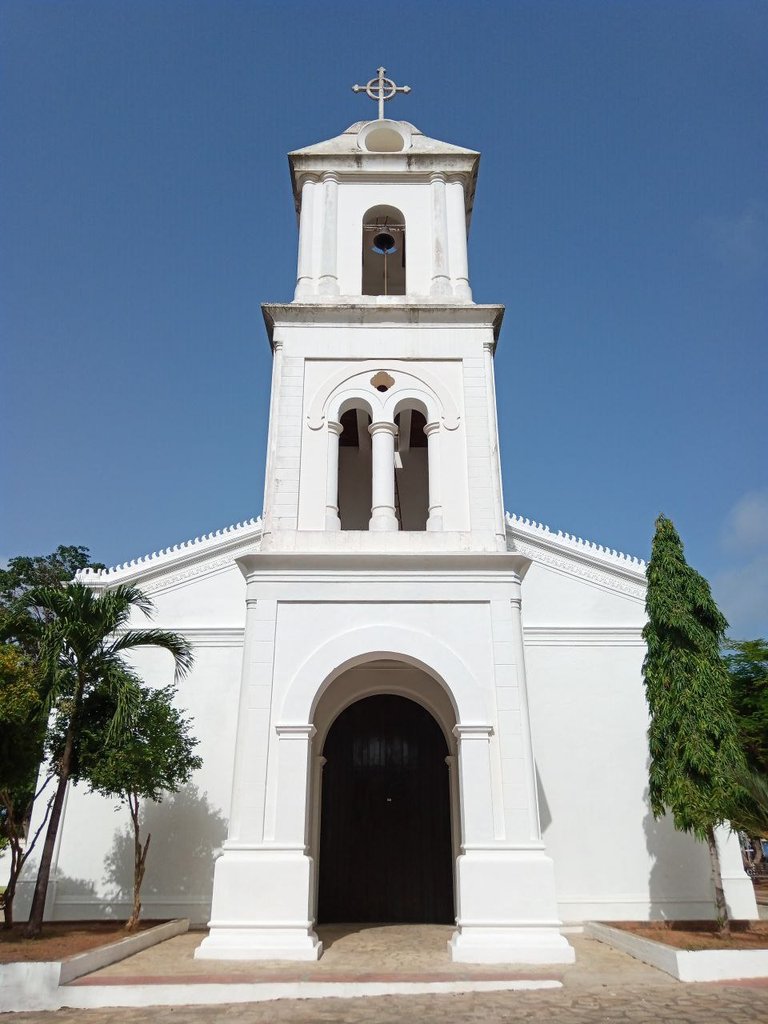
xmin=317 ymin=694 xmax=454 ymax=924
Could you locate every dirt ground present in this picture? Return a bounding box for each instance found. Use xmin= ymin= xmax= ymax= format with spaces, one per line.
xmin=611 ymin=919 xmax=768 ymax=950
xmin=0 ymin=920 xmax=156 ymax=962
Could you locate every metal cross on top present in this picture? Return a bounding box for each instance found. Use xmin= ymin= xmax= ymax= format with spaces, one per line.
xmin=352 ymin=67 xmax=411 ymax=121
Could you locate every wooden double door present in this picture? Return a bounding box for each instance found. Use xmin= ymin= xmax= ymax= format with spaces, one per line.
xmin=317 ymin=694 xmax=454 ymax=924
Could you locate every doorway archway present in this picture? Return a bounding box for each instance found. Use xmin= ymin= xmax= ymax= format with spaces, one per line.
xmin=317 ymin=693 xmax=454 ymax=924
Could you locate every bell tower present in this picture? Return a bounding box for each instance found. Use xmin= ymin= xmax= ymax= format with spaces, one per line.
xmin=197 ymin=71 xmax=573 ymax=966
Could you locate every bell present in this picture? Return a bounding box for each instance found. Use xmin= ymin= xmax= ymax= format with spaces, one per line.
xmin=372 ymin=231 xmax=397 ymax=255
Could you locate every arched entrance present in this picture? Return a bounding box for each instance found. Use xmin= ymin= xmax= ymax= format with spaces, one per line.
xmin=317 ymin=693 xmax=454 ymax=924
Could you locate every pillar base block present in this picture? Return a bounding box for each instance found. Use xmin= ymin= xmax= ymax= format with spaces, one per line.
xmin=369 ymin=512 xmax=399 ymax=532
xmin=196 ymin=927 xmax=322 ymax=961
xmin=449 ymin=847 xmax=573 ymax=964
xmin=449 ymin=926 xmax=574 ymax=964
xmin=196 ymin=846 xmax=321 ymax=962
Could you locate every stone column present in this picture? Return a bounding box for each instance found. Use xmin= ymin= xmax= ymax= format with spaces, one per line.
xmin=483 ymin=339 xmax=507 ymax=548
xmin=509 ymin=574 xmax=543 ymax=843
xmin=452 ymin=724 xmax=496 ymax=844
xmin=324 ymin=420 xmax=343 ymax=530
xmin=318 ymin=172 xmax=340 ymax=297
xmin=424 ymin=420 xmax=443 ymax=531
xmin=368 ymin=420 xmax=399 ymax=531
xmin=447 ymin=175 xmax=472 ymax=301
xmin=294 ymin=174 xmax=317 ymax=300
xmin=429 ymin=172 xmax=452 ymax=297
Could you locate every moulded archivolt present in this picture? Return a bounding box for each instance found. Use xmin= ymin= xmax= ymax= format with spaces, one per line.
xmin=307 ymin=360 xmax=460 ymax=431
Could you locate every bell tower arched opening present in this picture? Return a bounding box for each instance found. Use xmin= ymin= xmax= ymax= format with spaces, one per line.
xmin=395 ymin=407 xmax=429 ymax=531
xmin=317 ymin=690 xmax=454 ymax=924
xmin=362 ymin=205 xmax=406 ymax=296
xmin=338 ymin=405 xmax=372 ymax=530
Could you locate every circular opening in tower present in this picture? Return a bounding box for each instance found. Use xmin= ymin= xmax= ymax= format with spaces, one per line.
xmin=358 ymin=120 xmax=412 ymax=154
xmin=365 ymin=126 xmax=405 ymax=152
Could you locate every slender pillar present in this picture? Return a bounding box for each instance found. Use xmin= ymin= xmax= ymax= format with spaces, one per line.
xmin=447 ymin=175 xmax=472 ymax=301
xmin=273 ymin=725 xmax=316 ymax=845
xmin=483 ymin=339 xmax=507 ymax=548
xmin=317 ymin=172 xmax=340 ymax=297
xmin=368 ymin=420 xmax=399 ymax=531
xmin=227 ymin=594 xmax=267 ymax=841
xmin=260 ymin=338 xmax=284 ymax=546
xmin=509 ymin=575 xmax=543 ymax=842
xmin=429 ymin=172 xmax=452 ymax=297
xmin=424 ymin=420 xmax=443 ymax=531
xmin=324 ymin=420 xmax=343 ymax=530
xmin=294 ymin=174 xmax=317 ymax=300
xmin=452 ymin=724 xmax=496 ymax=844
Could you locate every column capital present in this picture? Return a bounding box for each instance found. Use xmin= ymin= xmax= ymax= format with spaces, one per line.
xmin=321 ymin=171 xmax=340 ymax=184
xmin=423 ymin=420 xmax=441 ymax=437
xmin=368 ymin=420 xmax=398 ymax=438
xmin=275 ymin=724 xmax=317 ymax=740
xmin=445 ymin=172 xmax=466 ymax=187
xmin=453 ymin=724 xmax=494 ymax=740
xmin=297 ymin=172 xmax=320 ymax=188
xmin=429 ymin=170 xmax=447 ymax=184
xmin=482 ymin=338 xmax=495 ymax=354
xmin=327 ymin=419 xmax=343 ymax=436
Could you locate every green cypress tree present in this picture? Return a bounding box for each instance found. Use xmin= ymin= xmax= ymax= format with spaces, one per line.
xmin=643 ymin=514 xmax=746 ymax=933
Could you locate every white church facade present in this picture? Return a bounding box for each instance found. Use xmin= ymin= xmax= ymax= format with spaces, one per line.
xmin=29 ymin=75 xmax=757 ymax=963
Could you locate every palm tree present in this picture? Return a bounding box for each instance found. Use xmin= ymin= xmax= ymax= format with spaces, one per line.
xmin=22 ymin=582 xmax=193 ymax=938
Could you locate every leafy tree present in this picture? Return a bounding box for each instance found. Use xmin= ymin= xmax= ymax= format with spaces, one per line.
xmin=62 ymin=679 xmax=202 ymax=931
xmin=642 ymin=514 xmax=747 ymax=934
xmin=0 ymin=546 xmax=104 ymax=649
xmin=725 ymin=639 xmax=768 ymax=776
xmin=0 ymin=646 xmax=53 ymax=928
xmin=724 ymin=640 xmax=768 ymax=868
xmin=0 ymin=549 xmax=104 ymax=929
xmin=731 ymin=770 xmax=768 ymax=839
xmin=21 ymin=582 xmax=193 ymax=938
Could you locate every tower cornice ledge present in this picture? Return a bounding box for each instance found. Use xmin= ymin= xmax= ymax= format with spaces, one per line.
xmin=236 ymin=550 xmax=531 ymax=582
xmin=262 ymin=302 xmax=505 ymax=346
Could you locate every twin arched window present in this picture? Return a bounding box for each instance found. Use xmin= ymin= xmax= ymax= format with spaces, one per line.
xmin=337 ymin=402 xmax=428 ymax=531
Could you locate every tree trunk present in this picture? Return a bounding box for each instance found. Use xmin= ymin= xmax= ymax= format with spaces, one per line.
xmin=24 ymin=707 xmax=79 ymax=938
xmin=706 ymin=825 xmax=730 ymax=937
xmin=2 ymin=780 xmax=54 ymax=931
xmin=125 ymin=793 xmax=149 ymax=933
xmin=2 ymin=865 xmax=15 ymax=929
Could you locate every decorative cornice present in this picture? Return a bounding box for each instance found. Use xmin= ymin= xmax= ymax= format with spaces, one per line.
xmin=262 ymin=303 xmax=505 ymax=345
xmin=77 ymin=517 xmax=264 ymax=592
xmin=506 ymin=512 xmax=646 ymax=601
xmin=523 ymin=626 xmax=645 ymax=646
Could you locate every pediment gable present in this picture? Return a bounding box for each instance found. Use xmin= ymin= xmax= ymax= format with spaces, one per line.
xmin=77 ymin=517 xmax=263 ymax=595
xmin=506 ymin=513 xmax=647 ymax=601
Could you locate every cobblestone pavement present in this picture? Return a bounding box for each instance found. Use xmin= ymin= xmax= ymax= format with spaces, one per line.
xmin=4 ymin=931 xmax=768 ymax=1023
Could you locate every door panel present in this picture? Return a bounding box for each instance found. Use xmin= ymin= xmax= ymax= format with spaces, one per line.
xmin=318 ymin=694 xmax=454 ymax=924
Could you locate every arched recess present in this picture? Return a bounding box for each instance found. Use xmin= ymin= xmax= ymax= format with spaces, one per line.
xmin=362 ymin=205 xmax=406 ymax=296
xmin=279 ymin=623 xmax=488 ymax=726
xmin=336 ymin=398 xmax=373 ymax=530
xmin=393 ymin=398 xmax=429 ymax=531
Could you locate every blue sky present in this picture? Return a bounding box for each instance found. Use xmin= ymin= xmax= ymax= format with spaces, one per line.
xmin=2 ymin=0 xmax=766 ymax=636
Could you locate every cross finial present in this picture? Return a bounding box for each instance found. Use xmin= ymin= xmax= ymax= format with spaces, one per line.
xmin=352 ymin=67 xmax=411 ymax=121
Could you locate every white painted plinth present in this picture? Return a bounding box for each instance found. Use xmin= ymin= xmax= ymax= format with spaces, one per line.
xmin=449 ymin=849 xmax=575 ymax=964
xmin=195 ymin=847 xmax=322 ymax=961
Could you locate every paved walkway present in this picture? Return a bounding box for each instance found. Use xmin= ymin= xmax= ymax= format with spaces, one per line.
xmin=6 ymin=926 xmax=768 ymax=1022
